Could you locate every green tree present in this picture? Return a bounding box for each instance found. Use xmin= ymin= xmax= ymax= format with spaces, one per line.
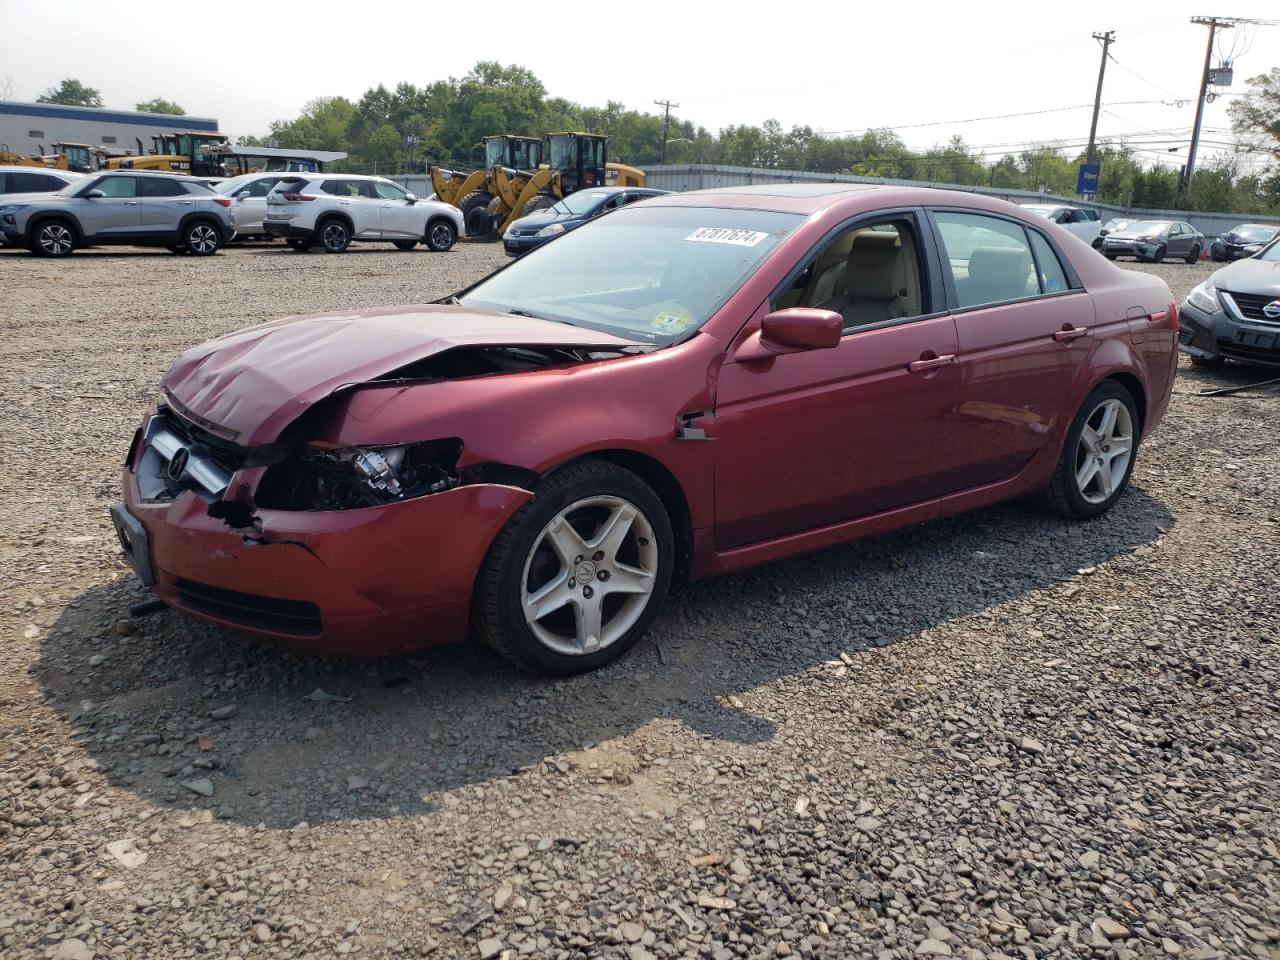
xmin=368 ymin=124 xmax=403 ymax=171
xmin=266 ymin=96 xmax=356 ymax=152
xmin=1228 ymin=67 xmax=1280 ymax=160
xmin=135 ymin=97 xmax=185 ymax=115
xmin=37 ymin=78 xmax=102 ymax=107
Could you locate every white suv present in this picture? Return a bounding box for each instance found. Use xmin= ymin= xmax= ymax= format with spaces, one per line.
xmin=263 ymin=174 xmax=463 ymax=253
xmin=1019 ymin=203 xmax=1103 ymax=247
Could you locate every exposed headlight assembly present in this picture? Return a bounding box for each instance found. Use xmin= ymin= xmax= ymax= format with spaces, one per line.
xmin=1187 ymin=278 xmax=1220 ymax=314
xmin=255 ymin=439 xmax=463 ymax=511
xmin=535 ymin=222 xmax=565 ymax=238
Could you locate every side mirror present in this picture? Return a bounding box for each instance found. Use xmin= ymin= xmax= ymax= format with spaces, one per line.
xmin=404 ymin=193 xmax=417 ymax=204
xmin=736 ymin=308 xmax=843 ymax=361
xmin=235 ymin=190 xmax=250 ymax=199
xmin=84 ymin=189 xmax=105 ymax=199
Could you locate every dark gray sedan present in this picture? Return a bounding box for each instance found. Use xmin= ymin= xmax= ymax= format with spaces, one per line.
xmin=1179 ymin=236 xmax=1280 ymax=366
xmin=1101 ymin=219 xmax=1203 ymax=264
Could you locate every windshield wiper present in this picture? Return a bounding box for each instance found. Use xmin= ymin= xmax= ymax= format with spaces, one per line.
xmin=507 ymin=308 xmax=575 ymax=326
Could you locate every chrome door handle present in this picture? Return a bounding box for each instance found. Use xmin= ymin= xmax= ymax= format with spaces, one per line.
xmin=178 ymin=201 xmax=192 ymax=206
xmin=1053 ymin=326 xmax=1088 ymax=342
xmin=908 ymin=354 xmax=956 ymax=373
xmin=124 ymin=201 xmax=139 ymax=205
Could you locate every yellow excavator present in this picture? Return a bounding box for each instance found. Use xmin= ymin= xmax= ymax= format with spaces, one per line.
xmin=431 ymin=132 xmax=645 ymax=240
xmin=109 ymin=131 xmax=231 ymax=178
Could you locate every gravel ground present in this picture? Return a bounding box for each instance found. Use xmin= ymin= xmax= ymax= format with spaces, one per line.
xmin=1 ymin=244 xmax=1277 ymax=960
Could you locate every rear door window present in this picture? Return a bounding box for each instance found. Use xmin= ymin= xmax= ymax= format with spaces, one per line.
xmin=137 ymin=177 xmax=186 ymax=197
xmin=8 ymin=172 xmax=63 ymax=193
xmin=933 ymin=211 xmax=1040 ymax=309
xmin=1028 ymin=231 xmax=1070 ymax=294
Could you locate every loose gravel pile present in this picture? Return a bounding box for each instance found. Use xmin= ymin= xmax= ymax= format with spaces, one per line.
xmin=1 ymin=244 xmax=1276 ymax=960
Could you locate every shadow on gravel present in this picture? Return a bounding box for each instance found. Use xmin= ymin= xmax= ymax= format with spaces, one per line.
xmin=36 ymin=488 xmax=1172 ymax=827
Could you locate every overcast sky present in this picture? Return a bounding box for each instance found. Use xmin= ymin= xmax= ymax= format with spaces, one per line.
xmin=2 ymin=1 xmax=1276 ymax=171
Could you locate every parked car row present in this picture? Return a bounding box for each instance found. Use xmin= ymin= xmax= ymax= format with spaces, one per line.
xmin=0 ymin=170 xmax=464 ymax=256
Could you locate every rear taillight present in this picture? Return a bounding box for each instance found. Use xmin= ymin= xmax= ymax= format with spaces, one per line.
xmin=282 ymin=192 xmax=314 ymax=202
xmin=212 ymin=197 xmax=231 ymax=208
xmin=1168 ymin=299 xmax=1179 ymax=333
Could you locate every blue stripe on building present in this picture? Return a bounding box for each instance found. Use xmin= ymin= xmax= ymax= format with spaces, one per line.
xmin=0 ymin=102 xmax=219 ymax=131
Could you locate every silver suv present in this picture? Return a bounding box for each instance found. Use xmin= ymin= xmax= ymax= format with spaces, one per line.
xmin=263 ymin=174 xmax=462 ymax=253
xmin=0 ymin=170 xmax=235 ymax=257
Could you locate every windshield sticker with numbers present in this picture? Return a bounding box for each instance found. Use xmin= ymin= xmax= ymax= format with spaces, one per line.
xmin=684 ymin=227 xmax=769 ymax=247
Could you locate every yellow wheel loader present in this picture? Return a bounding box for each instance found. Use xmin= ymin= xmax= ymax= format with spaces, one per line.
xmin=109 ymin=131 xmax=231 ymax=178
xmin=430 ymin=135 xmax=544 ymax=237
xmin=436 ymin=132 xmax=647 ymax=241
xmin=0 ymin=144 xmax=68 ymax=170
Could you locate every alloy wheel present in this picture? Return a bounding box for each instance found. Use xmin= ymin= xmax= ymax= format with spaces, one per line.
xmin=38 ymin=223 xmax=73 ymax=256
xmin=322 ymin=222 xmax=349 ymax=251
xmin=520 ymin=495 xmax=658 ymax=657
xmin=429 ymin=222 xmax=455 ymax=250
xmin=1073 ymin=398 xmax=1134 ymax=504
xmin=188 ymin=224 xmax=218 ymax=254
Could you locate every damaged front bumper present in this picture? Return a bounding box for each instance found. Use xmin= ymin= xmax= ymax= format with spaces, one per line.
xmin=114 ymin=458 xmax=532 ymax=657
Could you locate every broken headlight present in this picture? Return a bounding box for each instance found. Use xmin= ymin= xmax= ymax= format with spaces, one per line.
xmin=1187 ymin=278 xmax=1220 ymax=314
xmin=255 ymin=439 xmax=462 ymax=511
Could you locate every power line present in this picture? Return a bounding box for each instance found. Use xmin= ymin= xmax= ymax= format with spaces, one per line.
xmin=654 ymin=99 xmax=679 ymax=163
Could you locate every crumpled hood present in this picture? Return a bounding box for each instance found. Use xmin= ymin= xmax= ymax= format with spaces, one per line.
xmin=162 ymin=304 xmax=640 ymax=446
xmin=1214 ymin=257 xmax=1280 ymax=295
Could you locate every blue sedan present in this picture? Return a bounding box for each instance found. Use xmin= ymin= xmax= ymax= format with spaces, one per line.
xmin=502 ymin=187 xmax=669 ymax=256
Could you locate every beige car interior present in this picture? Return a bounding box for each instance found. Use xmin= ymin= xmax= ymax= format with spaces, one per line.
xmin=954 ymin=245 xmax=1039 ymax=307
xmin=776 ymin=223 xmax=923 ymax=329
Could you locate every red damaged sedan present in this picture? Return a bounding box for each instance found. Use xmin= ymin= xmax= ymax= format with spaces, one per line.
xmin=111 ymin=184 xmax=1178 ymax=673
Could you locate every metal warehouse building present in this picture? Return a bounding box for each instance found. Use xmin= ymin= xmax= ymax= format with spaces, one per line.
xmin=0 ymin=101 xmax=219 ymax=157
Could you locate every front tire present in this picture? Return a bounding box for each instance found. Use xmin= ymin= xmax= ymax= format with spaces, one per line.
xmin=31 ymin=220 xmax=76 ymax=257
xmin=287 ymin=238 xmax=312 ymax=253
xmin=183 ymin=221 xmax=222 ymax=256
xmin=1190 ymin=354 xmax=1225 ymax=368
xmin=458 ymin=190 xmax=494 ymax=239
xmin=1034 ymin=381 xmax=1139 ymax=520
xmin=473 ymin=460 xmax=674 ymax=674
xmin=425 ymin=219 xmax=457 ymax=252
xmin=392 ymin=239 xmax=418 ymax=251
xmin=318 ymin=219 xmax=350 ymax=253
xmin=1151 ymin=244 xmax=1166 ymax=264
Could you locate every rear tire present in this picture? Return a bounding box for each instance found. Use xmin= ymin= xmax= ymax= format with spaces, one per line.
xmin=458 ymin=191 xmax=494 ymax=239
xmin=183 ymin=220 xmax=222 ymax=256
xmin=392 ymin=239 xmax=418 ymax=251
xmin=318 ymin=218 xmax=350 ymax=253
xmin=473 ymin=460 xmax=674 ymax=675
xmin=1103 ymin=253 xmax=1117 ymax=260
xmin=1033 ymin=380 xmax=1139 ymax=521
xmin=425 ymin=219 xmax=457 ymax=252
xmin=30 ymin=219 xmax=76 ymax=257
xmin=1185 ymin=243 xmax=1201 ymax=264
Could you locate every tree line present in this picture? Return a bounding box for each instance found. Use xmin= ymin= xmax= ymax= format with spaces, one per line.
xmin=31 ymin=67 xmax=1280 ymax=213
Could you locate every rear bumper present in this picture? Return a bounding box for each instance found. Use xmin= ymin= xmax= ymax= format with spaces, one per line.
xmin=1178 ymin=298 xmax=1280 ymax=366
xmin=262 ymin=220 xmax=313 ymax=240
xmin=115 ymin=474 xmax=532 ymax=656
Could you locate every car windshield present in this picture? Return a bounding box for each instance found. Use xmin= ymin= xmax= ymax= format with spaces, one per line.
xmin=1259 ymin=237 xmax=1280 ymax=262
xmin=1103 ymin=218 xmax=1131 ymax=231
xmin=56 ymin=177 xmax=92 ymax=197
xmin=1128 ymin=220 xmax=1170 ymax=235
xmin=1233 ymin=225 xmax=1276 ymax=241
xmin=550 ymin=191 xmax=610 ymax=216
xmin=460 ymin=206 xmax=801 ymax=344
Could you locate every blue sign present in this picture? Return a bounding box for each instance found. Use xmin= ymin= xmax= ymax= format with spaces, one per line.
xmin=1077 ymin=163 xmax=1101 ymax=195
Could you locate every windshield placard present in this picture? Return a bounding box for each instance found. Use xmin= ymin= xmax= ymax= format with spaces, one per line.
xmin=685 ymin=227 xmax=769 ymax=247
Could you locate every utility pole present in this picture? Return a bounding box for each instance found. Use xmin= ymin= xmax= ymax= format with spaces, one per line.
xmin=1085 ymin=31 xmax=1114 ymax=169
xmin=1184 ymin=16 xmax=1234 ymax=195
xmin=654 ymin=99 xmax=679 ymax=163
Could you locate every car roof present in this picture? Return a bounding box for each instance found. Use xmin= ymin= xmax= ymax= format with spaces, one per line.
xmin=95 ymin=169 xmax=198 ymax=179
xmin=645 ymin=182 xmax=1034 ymax=218
xmin=0 ymin=165 xmax=83 ymax=177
